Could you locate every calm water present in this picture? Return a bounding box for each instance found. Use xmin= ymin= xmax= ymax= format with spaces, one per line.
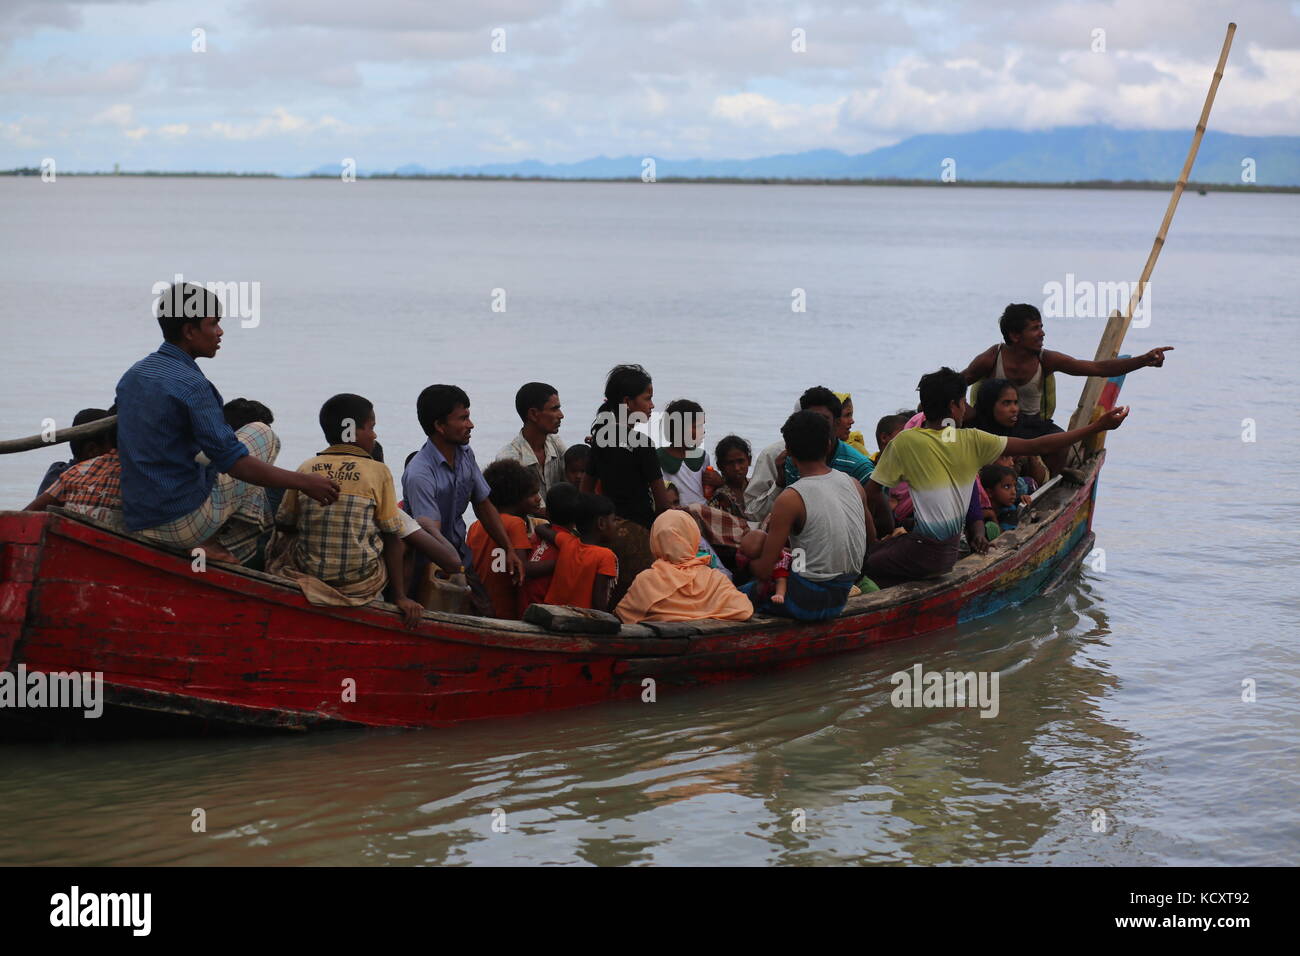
xmin=1 ymin=178 xmax=1297 ymax=865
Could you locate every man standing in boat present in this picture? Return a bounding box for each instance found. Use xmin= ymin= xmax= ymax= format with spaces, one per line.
xmin=115 ymin=282 xmax=340 ymax=563
xmin=961 ymin=303 xmax=1171 ymax=470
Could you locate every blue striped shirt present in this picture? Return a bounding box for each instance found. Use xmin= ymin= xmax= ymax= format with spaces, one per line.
xmin=115 ymin=342 xmax=249 ymax=530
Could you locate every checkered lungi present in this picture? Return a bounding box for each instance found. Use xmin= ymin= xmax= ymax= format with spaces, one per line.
xmin=135 ymin=422 xmax=281 ymax=562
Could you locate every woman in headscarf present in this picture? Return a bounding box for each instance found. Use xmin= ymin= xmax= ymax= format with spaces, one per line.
xmin=833 ymin=391 xmax=871 ymax=456
xmin=614 ymin=509 xmax=754 ymax=625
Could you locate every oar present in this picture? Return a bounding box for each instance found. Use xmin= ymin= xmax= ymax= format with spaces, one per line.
xmin=0 ymin=415 xmax=117 ymax=455
xmin=1067 ymin=21 xmax=1236 ymax=453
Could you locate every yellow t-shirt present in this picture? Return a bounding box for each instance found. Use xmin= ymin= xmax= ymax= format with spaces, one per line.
xmin=871 ymin=427 xmax=1007 ymax=541
xmin=277 ymin=444 xmax=404 ymax=585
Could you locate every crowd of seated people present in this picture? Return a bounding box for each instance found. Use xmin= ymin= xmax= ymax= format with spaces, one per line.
xmin=26 ymin=287 xmax=1166 ymax=629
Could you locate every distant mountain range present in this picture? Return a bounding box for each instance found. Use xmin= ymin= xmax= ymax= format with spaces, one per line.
xmin=308 ymin=126 xmax=1300 ymax=185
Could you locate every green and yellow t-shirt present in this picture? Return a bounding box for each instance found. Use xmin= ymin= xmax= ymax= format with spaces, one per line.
xmin=870 ymin=427 xmax=1007 ymax=542
xmin=276 ymin=444 xmax=404 ymax=585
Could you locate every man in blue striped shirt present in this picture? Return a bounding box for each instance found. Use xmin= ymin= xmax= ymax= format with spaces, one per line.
xmin=116 ymin=282 xmax=338 ymax=563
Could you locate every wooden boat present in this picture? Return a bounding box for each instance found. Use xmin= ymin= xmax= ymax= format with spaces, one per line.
xmin=0 ymin=375 xmax=1125 ymax=734
xmin=0 ymin=23 xmax=1241 ymax=734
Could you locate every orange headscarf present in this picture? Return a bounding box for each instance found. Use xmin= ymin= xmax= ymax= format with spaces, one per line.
xmin=614 ymin=510 xmax=754 ymax=624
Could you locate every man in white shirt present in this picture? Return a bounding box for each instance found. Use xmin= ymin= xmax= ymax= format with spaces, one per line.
xmin=495 ymin=382 xmax=567 ymax=511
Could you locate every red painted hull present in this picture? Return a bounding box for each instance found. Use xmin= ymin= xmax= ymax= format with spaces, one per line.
xmin=0 ymin=451 xmax=1105 ymax=733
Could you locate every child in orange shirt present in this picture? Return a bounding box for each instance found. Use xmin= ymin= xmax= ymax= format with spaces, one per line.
xmin=520 ymin=481 xmax=578 ymax=612
xmin=467 ymin=460 xmax=548 ymax=619
xmin=544 ymin=493 xmax=619 ymax=611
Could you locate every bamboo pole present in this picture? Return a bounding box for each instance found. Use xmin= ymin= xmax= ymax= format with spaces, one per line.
xmin=1067 ymin=22 xmax=1236 ymax=439
xmin=0 ymin=415 xmax=117 ymax=455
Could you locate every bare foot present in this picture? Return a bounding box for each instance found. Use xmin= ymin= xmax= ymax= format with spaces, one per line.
xmin=771 ymin=592 xmax=785 ymax=604
xmin=198 ymin=538 xmax=240 ymax=564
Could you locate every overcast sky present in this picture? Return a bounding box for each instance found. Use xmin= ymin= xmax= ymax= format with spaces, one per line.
xmin=2 ymin=0 xmax=1297 ymax=173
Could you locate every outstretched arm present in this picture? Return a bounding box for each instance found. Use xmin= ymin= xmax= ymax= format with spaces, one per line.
xmin=1044 ymin=347 xmax=1173 ymax=378
xmin=227 ymin=455 xmax=340 ymax=505
xmin=1004 ymin=405 xmax=1129 ymax=459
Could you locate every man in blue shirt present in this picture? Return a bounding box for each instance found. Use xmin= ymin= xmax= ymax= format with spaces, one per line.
xmin=116 ymin=282 xmax=338 ymax=563
xmin=402 ymin=385 xmax=524 ymax=589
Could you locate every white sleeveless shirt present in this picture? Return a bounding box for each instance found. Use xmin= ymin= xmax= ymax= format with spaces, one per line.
xmin=788 ymin=470 xmax=867 ymax=581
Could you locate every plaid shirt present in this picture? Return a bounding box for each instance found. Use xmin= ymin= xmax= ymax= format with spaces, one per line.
xmin=47 ymin=449 xmax=123 ymax=521
xmin=276 ymin=445 xmax=404 ymax=585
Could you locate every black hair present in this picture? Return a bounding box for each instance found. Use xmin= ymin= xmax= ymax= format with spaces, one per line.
xmin=874 ymin=412 xmax=911 ymax=447
xmin=979 ymin=463 xmax=1017 ymax=490
xmin=662 ymin=397 xmax=704 ymax=446
xmin=515 ymin=382 xmax=558 ymax=424
xmin=575 ymin=492 xmax=615 ymax=536
xmin=482 ymin=459 xmax=539 ymax=510
xmin=781 ymin=410 xmax=833 ymax=463
xmin=404 ymin=450 xmax=418 ymax=470
xmin=973 ymin=377 xmax=1018 ymax=434
xmin=546 ymin=481 xmax=582 ymax=526
xmin=416 ymin=384 xmax=470 ymax=436
xmin=69 ymin=407 xmax=115 ymax=458
xmin=563 ymin=444 xmax=590 ymax=468
xmin=602 ymin=364 xmax=652 ymax=408
xmin=319 ymin=393 xmax=374 ymax=445
xmin=1000 ymin=303 xmax=1042 ymax=344
xmin=592 ymin=364 xmax=653 ymax=442
xmin=155 ymin=282 xmax=219 ymax=343
xmin=714 ymin=434 xmax=751 ymax=462
xmin=799 ymin=386 xmax=842 ymax=419
xmin=223 ymin=398 xmax=275 ymax=431
xmin=917 ymin=367 xmax=966 ymax=422
xmin=371 ymin=441 xmax=385 ymax=463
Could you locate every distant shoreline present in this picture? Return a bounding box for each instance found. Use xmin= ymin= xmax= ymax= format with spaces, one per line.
xmin=2 ymin=168 xmax=1295 ymax=193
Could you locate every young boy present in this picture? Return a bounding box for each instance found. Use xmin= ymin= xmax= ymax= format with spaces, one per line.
xmin=978 ymin=464 xmax=1021 ymax=539
xmin=519 ymin=482 xmax=579 ymax=612
xmin=35 ymin=407 xmax=116 ymax=495
xmin=873 ymin=412 xmax=911 ymax=464
xmin=563 ymin=444 xmax=590 ymax=489
xmin=270 ymin=393 xmax=424 ymax=629
xmin=708 ymin=434 xmax=752 ymax=521
xmin=25 ymin=415 xmax=122 ymax=524
xmin=467 ymin=460 xmax=552 ymax=619
xmin=987 ymin=455 xmax=1040 ymax=502
xmin=543 ymin=493 xmax=619 ymax=612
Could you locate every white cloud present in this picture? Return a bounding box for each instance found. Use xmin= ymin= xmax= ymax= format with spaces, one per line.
xmin=0 ymin=0 xmax=1295 ymax=171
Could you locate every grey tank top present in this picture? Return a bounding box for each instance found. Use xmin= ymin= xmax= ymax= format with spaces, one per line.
xmin=788 ymin=470 xmax=867 ymax=581
xmin=993 ymin=345 xmax=1043 ymax=416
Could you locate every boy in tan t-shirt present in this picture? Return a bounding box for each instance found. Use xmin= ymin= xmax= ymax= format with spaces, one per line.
xmin=270 ymin=393 xmax=424 ymax=628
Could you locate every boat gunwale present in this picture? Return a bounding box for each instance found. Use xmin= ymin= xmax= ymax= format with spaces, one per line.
xmin=3 ymin=450 xmax=1101 ymax=653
